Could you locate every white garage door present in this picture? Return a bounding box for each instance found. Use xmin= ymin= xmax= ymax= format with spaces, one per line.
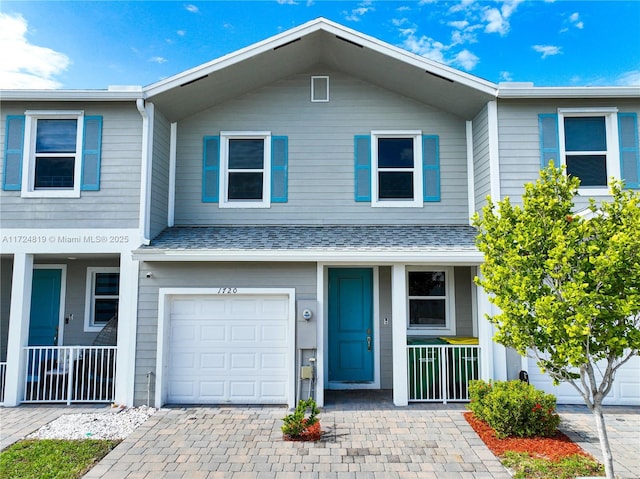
xmin=167 ymin=294 xmax=291 ymax=404
xmin=528 ymin=356 xmax=640 ymax=406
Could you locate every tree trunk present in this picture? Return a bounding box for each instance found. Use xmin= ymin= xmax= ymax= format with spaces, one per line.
xmin=593 ymin=402 xmax=615 ymax=479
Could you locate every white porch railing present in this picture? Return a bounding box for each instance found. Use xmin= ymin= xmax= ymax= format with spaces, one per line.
xmin=23 ymin=346 xmax=117 ymax=404
xmin=0 ymin=361 xmax=6 ymax=404
xmin=408 ymin=344 xmax=480 ymax=402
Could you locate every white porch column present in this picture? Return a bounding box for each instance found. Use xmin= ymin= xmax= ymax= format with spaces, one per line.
xmin=4 ymin=253 xmax=34 ymax=406
xmin=391 ymin=264 xmax=408 ymax=406
xmin=475 ymin=267 xmax=494 ymax=381
xmin=114 ymin=254 xmax=140 ymax=406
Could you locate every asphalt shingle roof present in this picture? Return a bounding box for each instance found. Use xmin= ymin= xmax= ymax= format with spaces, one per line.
xmin=139 ymin=225 xmax=479 ymax=253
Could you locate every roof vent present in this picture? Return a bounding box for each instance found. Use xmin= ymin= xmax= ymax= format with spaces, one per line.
xmin=311 ymin=76 xmax=329 ymax=102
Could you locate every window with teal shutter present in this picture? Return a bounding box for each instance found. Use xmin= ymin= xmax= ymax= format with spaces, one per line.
xmin=3 ymin=115 xmax=25 ymax=191
xmin=539 ymin=114 xmax=560 ymax=168
xmin=202 ymin=136 xmax=220 ymax=202
xmin=618 ymin=113 xmax=639 ymax=189
xmin=354 ymin=135 xmax=371 ymax=201
xmin=422 ymin=135 xmax=440 ymax=202
xmin=271 ymin=136 xmax=288 ymax=202
xmin=81 ymin=116 xmax=103 ymax=191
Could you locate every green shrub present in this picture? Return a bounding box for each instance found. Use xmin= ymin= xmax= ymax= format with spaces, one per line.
xmin=468 ymin=379 xmax=560 ymax=439
xmin=281 ymin=398 xmax=319 ymax=438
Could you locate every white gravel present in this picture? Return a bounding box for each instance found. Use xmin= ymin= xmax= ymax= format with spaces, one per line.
xmin=27 ymin=406 xmax=156 ymax=441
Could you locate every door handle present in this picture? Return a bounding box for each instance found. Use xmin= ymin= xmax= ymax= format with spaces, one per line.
xmin=367 ymin=336 xmax=372 ymax=351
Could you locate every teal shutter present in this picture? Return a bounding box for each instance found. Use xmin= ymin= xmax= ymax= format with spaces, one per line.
xmin=422 ymin=135 xmax=440 ymax=202
xmin=3 ymin=115 xmax=25 ymax=191
xmin=539 ymin=114 xmax=560 ymax=168
xmin=618 ymin=113 xmax=639 ymax=189
xmin=271 ymin=136 xmax=288 ymax=203
xmin=354 ymin=135 xmax=371 ymax=202
xmin=202 ymin=136 xmax=220 ymax=202
xmin=81 ymin=116 xmax=102 ymax=191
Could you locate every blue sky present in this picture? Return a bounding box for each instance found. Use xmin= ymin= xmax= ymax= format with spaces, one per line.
xmin=1 ymin=0 xmax=639 ymax=90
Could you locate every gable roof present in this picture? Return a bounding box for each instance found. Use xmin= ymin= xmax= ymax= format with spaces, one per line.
xmin=144 ymin=17 xmax=497 ymax=121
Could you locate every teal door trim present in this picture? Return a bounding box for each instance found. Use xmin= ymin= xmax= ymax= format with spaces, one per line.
xmin=29 ymin=266 xmax=66 ymax=346
xmin=327 ymin=267 xmax=376 ymax=386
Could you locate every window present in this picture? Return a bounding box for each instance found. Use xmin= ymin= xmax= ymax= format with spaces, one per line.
xmin=22 ymin=111 xmax=84 ymax=198
xmin=85 ymin=268 xmax=119 ymax=332
xmin=559 ymin=108 xmax=620 ymax=194
xmin=407 ymin=268 xmax=455 ymax=334
xmin=220 ymin=132 xmax=271 ymax=208
xmin=372 ymin=131 xmax=423 ymax=207
xmin=311 ymin=76 xmax=329 ymax=102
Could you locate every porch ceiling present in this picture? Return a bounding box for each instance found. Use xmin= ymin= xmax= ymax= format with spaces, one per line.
xmin=145 ymin=21 xmax=496 ymax=122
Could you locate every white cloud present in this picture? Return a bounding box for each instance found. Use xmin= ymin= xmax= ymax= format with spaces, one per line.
xmin=344 ymin=1 xmax=374 ymax=22
xmin=277 ymin=0 xmax=298 ymax=4
xmin=0 ymin=13 xmax=70 ymax=89
xmin=401 ymin=33 xmax=447 ymax=64
xmin=397 ymin=6 xmax=411 ymax=12
xmin=500 ymin=71 xmax=513 ymax=81
xmin=392 ymin=17 xmax=409 ymax=27
xmin=177 ymin=30 xmax=186 ymax=36
xmin=569 ymin=12 xmax=584 ymax=29
xmin=483 ymin=0 xmax=523 ymax=35
xmin=149 ymin=56 xmax=168 ymax=64
xmin=449 ymin=0 xmax=475 ymax=14
xmin=453 ymin=49 xmax=479 ymax=70
xmin=532 ymin=44 xmax=562 ymax=58
xmin=615 ymin=70 xmax=640 ymax=86
xmin=185 ymin=4 xmax=199 ymax=13
xmin=448 ymin=20 xmax=469 ymax=30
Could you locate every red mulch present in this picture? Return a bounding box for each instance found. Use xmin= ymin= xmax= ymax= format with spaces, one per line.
xmin=283 ymin=421 xmax=322 ymax=442
xmin=464 ymin=412 xmax=594 ymax=462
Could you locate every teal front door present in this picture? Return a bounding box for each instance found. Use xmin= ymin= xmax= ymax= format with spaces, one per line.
xmin=28 ymin=269 xmax=62 ymax=346
xmin=328 ymin=268 xmax=374 ymax=383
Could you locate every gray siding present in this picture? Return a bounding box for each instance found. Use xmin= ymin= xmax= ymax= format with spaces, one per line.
xmin=149 ymin=110 xmax=171 ymax=238
xmin=497 ymin=98 xmax=640 ymax=207
xmin=453 ymin=266 xmax=474 ymax=337
xmin=0 ymin=102 xmax=142 ymax=229
xmin=0 ymin=258 xmax=12 ymax=362
xmin=472 ymin=105 xmax=492 ymax=213
xmin=174 ymin=69 xmax=470 ymax=226
xmin=134 ymin=262 xmax=317 ymax=406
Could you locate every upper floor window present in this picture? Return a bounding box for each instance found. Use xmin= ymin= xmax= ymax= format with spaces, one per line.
xmin=85 ymin=267 xmax=119 ymax=332
xmin=220 ymin=132 xmax=271 ymax=208
xmin=407 ymin=268 xmax=455 ymax=334
xmin=22 ymin=111 xmax=84 ymax=198
xmin=372 ymin=131 xmax=423 ymax=207
xmin=558 ymin=108 xmax=620 ymax=194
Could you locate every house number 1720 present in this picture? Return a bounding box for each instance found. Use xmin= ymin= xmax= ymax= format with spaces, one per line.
xmin=217 ymin=288 xmax=238 ymax=294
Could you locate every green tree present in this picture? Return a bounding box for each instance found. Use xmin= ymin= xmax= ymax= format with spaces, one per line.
xmin=473 ymin=164 xmax=640 ymax=479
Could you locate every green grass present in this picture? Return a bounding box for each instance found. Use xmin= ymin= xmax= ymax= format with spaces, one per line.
xmin=0 ymin=439 xmax=120 ymax=479
xmin=501 ymin=451 xmax=605 ymax=479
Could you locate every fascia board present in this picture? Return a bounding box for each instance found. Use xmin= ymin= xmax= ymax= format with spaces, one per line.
xmin=498 ymin=86 xmax=640 ymax=99
xmin=0 ymin=90 xmax=144 ymax=101
xmin=132 ymin=249 xmax=484 ymax=265
xmin=144 ymin=17 xmax=498 ymax=98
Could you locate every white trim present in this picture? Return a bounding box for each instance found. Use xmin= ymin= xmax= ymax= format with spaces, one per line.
xmin=557 ymin=107 xmax=620 ymax=196
xmin=371 ymin=130 xmax=423 ymax=208
xmin=1 ymin=90 xmax=143 ymax=101
xmin=487 ymin=101 xmax=501 ymax=202
xmin=323 ymin=266 xmax=380 ymax=390
xmin=33 ymin=264 xmax=67 ymax=346
xmin=168 ymin=122 xmax=177 ymax=227
xmin=406 ymin=266 xmax=456 ymax=335
xmin=466 ymin=120 xmax=475 ymax=223
xmin=155 ymin=288 xmax=296 ymax=408
xmin=391 ymin=264 xmax=408 ymax=406
xmin=315 ymin=263 xmax=325 ymax=407
xmin=137 ymin=100 xmax=154 ymax=243
xmin=311 ymin=76 xmax=329 ymax=102
xmin=219 ymin=131 xmax=272 ymax=208
xmin=21 ymin=111 xmax=84 ymax=198
xmin=498 ymin=85 xmax=640 ymax=99
xmin=84 ymin=267 xmax=120 ymax=332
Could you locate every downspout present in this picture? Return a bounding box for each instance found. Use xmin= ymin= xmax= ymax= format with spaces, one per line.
xmin=136 ymin=98 xmax=154 ymax=245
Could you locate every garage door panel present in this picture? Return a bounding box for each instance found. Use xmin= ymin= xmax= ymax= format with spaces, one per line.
xmin=167 ymin=294 xmax=290 ymax=404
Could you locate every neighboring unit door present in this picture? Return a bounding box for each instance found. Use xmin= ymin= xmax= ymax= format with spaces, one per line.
xmin=328 ymin=268 xmax=374 ymax=383
xmin=29 ymin=269 xmax=62 ymax=346
xmin=166 ymin=294 xmax=290 ymax=404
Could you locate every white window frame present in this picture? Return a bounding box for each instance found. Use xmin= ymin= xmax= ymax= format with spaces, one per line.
xmin=84 ymin=267 xmax=119 ymax=332
xmin=558 ymin=107 xmax=620 ymax=196
xmin=371 ymin=130 xmax=423 ymax=208
xmin=21 ymin=110 xmax=84 ymax=198
xmin=311 ymin=76 xmax=329 ymax=102
xmin=406 ymin=267 xmax=456 ymax=335
xmin=219 ymin=131 xmax=271 ymax=208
